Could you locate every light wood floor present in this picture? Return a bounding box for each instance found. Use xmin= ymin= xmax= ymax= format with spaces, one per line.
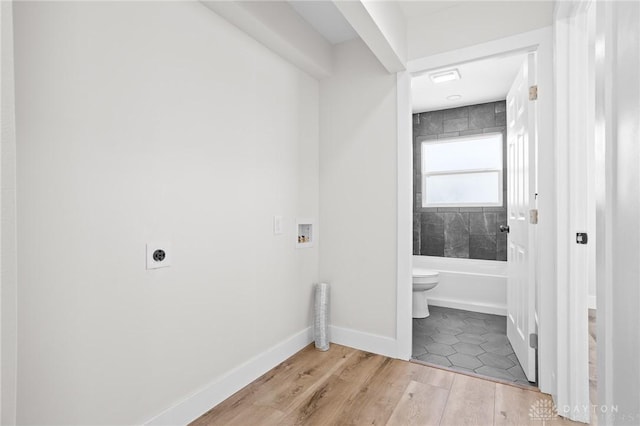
xmin=191 ymin=344 xmax=581 ymax=426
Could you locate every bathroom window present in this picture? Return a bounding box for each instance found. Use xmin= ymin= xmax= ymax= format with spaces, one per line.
xmin=421 ymin=133 xmax=503 ymax=208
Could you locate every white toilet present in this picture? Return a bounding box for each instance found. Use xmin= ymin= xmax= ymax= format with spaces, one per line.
xmin=412 ymin=268 xmax=440 ymax=318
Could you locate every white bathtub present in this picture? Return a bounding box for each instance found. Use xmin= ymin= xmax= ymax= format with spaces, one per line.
xmin=413 ymin=255 xmax=507 ymax=316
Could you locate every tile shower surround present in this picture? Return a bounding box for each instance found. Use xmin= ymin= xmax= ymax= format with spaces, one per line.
xmin=413 ymin=101 xmax=508 ymax=261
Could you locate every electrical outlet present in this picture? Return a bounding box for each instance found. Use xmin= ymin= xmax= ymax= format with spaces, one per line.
xmin=146 ymin=242 xmax=171 ymax=270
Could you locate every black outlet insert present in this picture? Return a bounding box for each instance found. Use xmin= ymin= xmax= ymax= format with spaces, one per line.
xmin=153 ymin=249 xmax=166 ymax=262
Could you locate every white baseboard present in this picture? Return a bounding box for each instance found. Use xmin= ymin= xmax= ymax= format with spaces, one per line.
xmin=588 ymin=295 xmax=597 ymax=310
xmin=329 ymin=325 xmax=397 ymax=358
xmin=145 ymin=325 xmax=401 ymax=425
xmin=428 ymin=297 xmax=507 ymax=316
xmin=145 ymin=327 xmax=314 ymax=426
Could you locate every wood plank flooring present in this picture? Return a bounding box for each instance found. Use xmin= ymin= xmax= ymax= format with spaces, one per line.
xmin=191 ymin=344 xmax=582 ymax=426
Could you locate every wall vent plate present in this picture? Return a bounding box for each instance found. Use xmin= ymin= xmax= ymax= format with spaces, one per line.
xmin=146 ymin=242 xmax=171 ymax=269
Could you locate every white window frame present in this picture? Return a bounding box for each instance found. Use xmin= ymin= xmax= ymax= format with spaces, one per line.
xmin=421 ymin=132 xmax=504 ymax=208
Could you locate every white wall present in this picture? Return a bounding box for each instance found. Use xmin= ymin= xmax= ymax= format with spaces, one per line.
xmin=13 ymin=2 xmax=319 ymax=424
xmin=319 ymin=39 xmax=397 ymax=340
xmin=1 ymin=0 xmax=18 ymax=423
xmin=200 ymin=0 xmax=333 ymax=79
xmin=407 ymin=2 xmax=554 ymax=60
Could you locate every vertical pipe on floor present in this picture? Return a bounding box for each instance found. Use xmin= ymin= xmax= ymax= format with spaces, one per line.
xmin=314 ymin=282 xmax=330 ymax=351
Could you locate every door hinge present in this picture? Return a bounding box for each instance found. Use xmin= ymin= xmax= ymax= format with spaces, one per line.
xmin=529 ymin=85 xmax=538 ymax=101
xmin=529 ymin=333 xmax=538 ymax=349
xmin=529 ymin=209 xmax=538 ymax=224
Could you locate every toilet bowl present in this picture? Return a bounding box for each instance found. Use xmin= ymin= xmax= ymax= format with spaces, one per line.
xmin=412 ymin=268 xmax=440 ymax=318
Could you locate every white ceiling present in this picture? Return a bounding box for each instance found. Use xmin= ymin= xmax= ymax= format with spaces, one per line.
xmin=411 ymin=53 xmax=527 ymax=113
xmin=289 ymin=0 xmax=463 ymax=46
xmin=395 ymin=1 xmax=466 ymax=19
xmin=288 ymin=1 xmax=359 ymax=45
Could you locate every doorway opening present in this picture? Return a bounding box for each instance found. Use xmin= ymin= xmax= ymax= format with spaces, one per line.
xmin=409 ymin=50 xmax=539 ymax=388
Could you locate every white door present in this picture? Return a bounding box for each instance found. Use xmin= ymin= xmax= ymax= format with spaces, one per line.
xmin=505 ymin=54 xmax=537 ymax=382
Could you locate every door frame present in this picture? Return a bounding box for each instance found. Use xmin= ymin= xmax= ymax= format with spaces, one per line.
xmin=593 ymin=1 xmax=640 ymax=423
xmin=395 ymin=27 xmax=557 ymax=397
xmin=554 ymin=1 xmax=594 ymax=422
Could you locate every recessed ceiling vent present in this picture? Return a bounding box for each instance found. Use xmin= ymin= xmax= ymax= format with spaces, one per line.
xmin=430 ymin=69 xmax=461 ymax=84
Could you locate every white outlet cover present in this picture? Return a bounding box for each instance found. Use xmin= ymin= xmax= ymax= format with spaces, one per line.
xmin=146 ymin=242 xmax=171 ymax=270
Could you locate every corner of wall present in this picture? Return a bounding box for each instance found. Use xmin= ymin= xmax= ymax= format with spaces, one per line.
xmin=319 ymin=39 xmax=399 ymax=344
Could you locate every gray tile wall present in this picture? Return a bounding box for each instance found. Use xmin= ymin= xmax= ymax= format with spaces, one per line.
xmin=413 ymin=101 xmax=508 ymax=261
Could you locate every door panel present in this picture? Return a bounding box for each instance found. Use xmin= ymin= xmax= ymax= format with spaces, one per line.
xmin=506 ymin=54 xmax=537 ymax=382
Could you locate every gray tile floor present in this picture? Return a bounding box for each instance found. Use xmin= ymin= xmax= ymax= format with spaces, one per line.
xmin=412 ymin=306 xmax=534 ymax=387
